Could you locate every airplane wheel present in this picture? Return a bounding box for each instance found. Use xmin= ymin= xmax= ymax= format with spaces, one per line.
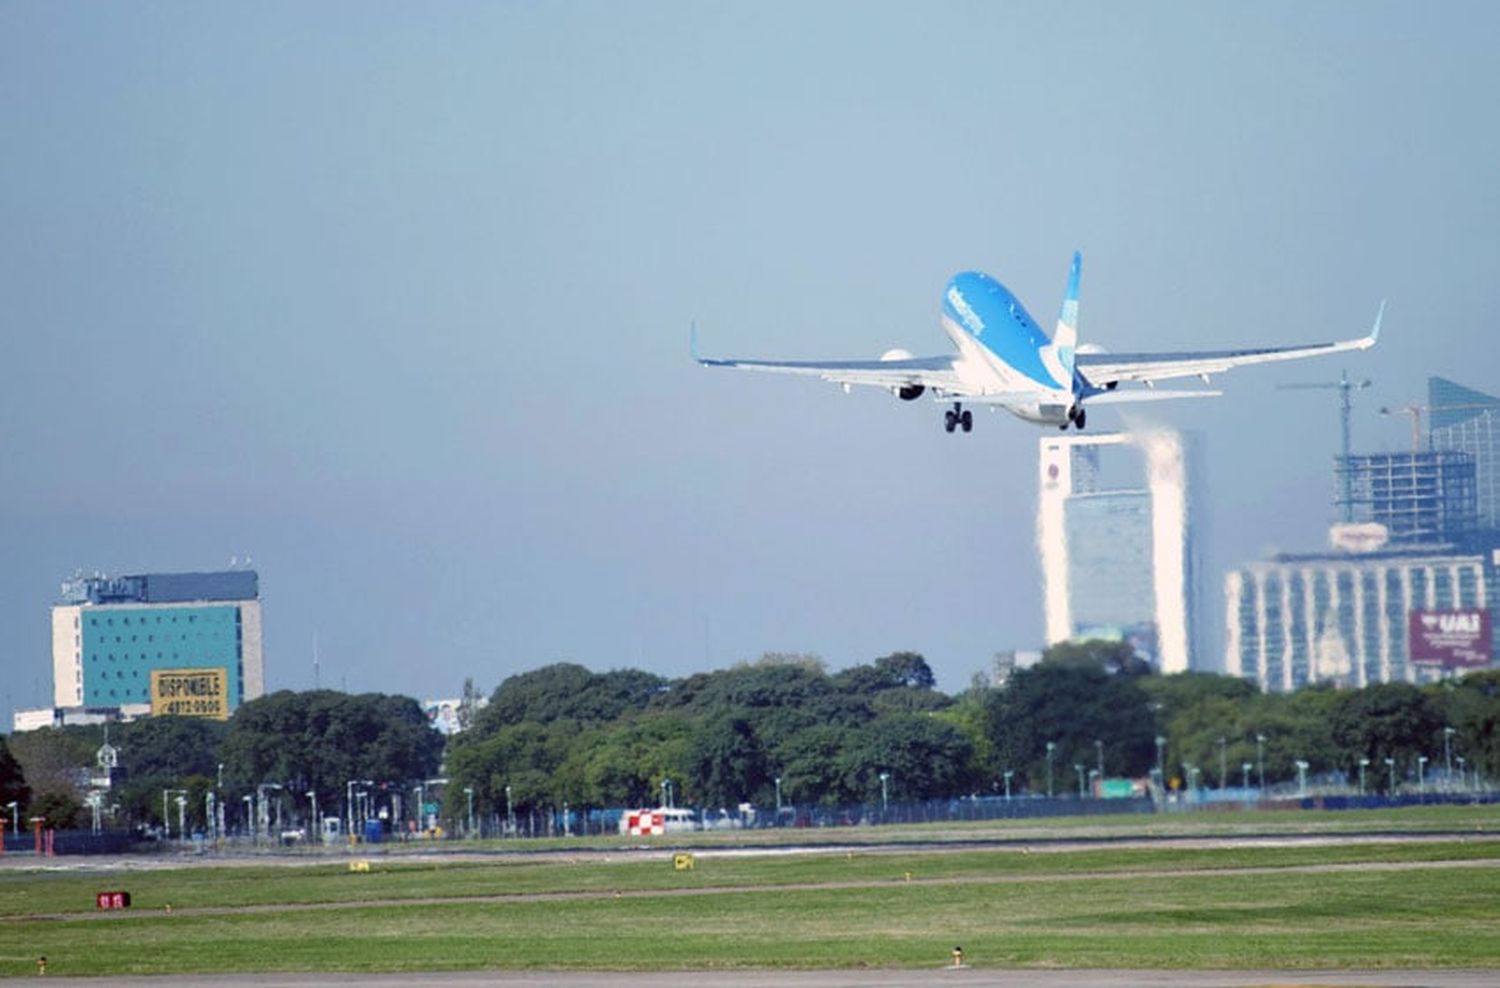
xmin=1075 ymin=408 xmax=1086 ymax=430
xmin=961 ymin=410 xmax=973 ymax=433
xmin=944 ymin=411 xmax=957 ymax=433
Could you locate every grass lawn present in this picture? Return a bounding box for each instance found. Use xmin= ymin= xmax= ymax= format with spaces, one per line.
xmin=2 ymin=820 xmax=1498 ymax=976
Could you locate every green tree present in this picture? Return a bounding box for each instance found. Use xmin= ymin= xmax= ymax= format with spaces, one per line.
xmin=837 ymin=714 xmax=975 ymax=802
xmin=774 ymin=724 xmax=856 ymax=806
xmin=117 ymin=716 xmax=227 ymax=780
xmin=985 ymin=648 xmax=1155 ymax=791
xmin=688 ymin=714 xmax=769 ymax=807
xmin=0 ymin=736 xmax=29 ymax=813
xmin=6 ymin=727 xmax=96 ymax=825
xmin=220 ymin=691 xmax=443 ymax=801
xmin=1330 ymin=683 xmax=1444 ymax=792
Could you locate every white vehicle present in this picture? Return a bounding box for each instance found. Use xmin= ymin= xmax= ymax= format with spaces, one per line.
xmin=619 ymin=807 xmax=698 ymax=835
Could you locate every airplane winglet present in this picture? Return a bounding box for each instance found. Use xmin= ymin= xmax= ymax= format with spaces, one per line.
xmin=1367 ymin=300 xmax=1385 ymax=346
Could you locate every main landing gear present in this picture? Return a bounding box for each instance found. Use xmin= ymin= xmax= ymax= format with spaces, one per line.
xmin=1058 ymin=405 xmax=1087 ymax=431
xmin=944 ymin=402 xmax=973 ymax=434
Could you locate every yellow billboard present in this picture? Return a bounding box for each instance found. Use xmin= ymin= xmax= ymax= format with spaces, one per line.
xmin=150 ymin=668 xmax=230 ymax=720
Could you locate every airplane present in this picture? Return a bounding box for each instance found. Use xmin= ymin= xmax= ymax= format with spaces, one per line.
xmin=694 ymin=253 xmax=1383 ymax=433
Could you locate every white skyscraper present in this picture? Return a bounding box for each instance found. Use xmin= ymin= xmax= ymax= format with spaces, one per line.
xmin=1037 ymin=429 xmax=1200 ymax=673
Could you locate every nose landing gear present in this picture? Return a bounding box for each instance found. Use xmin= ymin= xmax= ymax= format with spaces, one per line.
xmin=1058 ymin=404 xmax=1087 ymax=431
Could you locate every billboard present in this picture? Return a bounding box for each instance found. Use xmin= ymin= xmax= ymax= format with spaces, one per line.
xmin=150 ymin=668 xmax=230 ymax=719
xmin=1409 ymin=609 xmax=1492 ymax=669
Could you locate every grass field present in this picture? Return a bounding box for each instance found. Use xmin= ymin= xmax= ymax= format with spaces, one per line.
xmin=2 ymin=806 xmax=1499 ymax=976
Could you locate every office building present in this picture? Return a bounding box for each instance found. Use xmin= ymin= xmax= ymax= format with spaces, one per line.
xmin=47 ymin=570 xmax=264 ymax=720
xmin=1225 ymin=549 xmax=1492 ymax=691
xmin=1037 ymin=429 xmax=1201 ymax=673
xmin=1428 ymin=376 xmax=1500 ymax=531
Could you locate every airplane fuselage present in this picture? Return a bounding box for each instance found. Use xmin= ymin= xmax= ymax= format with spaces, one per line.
xmin=939 ymin=271 xmax=1075 ymax=425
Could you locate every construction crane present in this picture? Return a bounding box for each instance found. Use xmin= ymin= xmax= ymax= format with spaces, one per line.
xmin=1379 ymin=400 xmax=1498 ymax=453
xmin=1277 ymin=370 xmax=1372 ymax=522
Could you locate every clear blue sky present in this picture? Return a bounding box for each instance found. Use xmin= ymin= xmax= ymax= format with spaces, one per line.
xmin=3 ymin=2 xmax=1498 ymax=723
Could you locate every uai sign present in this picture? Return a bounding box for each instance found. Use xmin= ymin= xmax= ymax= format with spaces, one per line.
xmin=1409 ymin=609 xmax=1492 ymax=669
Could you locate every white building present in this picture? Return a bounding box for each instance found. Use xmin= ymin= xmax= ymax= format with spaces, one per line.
xmin=1037 ymin=429 xmax=1201 ymax=673
xmin=1225 ymin=549 xmax=1492 ymax=691
xmin=47 ymin=571 xmax=263 ymax=718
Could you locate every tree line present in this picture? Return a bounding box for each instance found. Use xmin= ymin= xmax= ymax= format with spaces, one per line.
xmin=2 ymin=642 xmax=1498 ymax=832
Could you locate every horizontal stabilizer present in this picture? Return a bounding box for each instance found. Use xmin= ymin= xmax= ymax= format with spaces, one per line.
xmin=1084 ymin=389 xmax=1222 ymax=405
xmin=932 ymin=391 xmax=1055 ymax=406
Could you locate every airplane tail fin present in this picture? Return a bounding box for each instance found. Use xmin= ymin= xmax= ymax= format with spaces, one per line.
xmin=1049 ymin=251 xmax=1081 ymax=384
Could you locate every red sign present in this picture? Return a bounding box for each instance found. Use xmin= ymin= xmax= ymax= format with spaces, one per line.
xmin=1409 ymin=609 xmax=1492 ymax=668
xmin=95 ymin=891 xmax=131 ymax=910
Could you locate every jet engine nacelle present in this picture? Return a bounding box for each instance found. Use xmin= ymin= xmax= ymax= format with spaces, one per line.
xmin=879 ymin=349 xmax=925 ymax=400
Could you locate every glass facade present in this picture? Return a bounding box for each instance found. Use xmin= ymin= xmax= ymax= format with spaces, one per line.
xmin=1064 ymin=491 xmax=1156 ymax=632
xmin=1429 ymin=377 xmax=1500 ymax=530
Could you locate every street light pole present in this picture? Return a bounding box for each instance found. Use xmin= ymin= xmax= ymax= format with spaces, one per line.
xmin=1241 ymin=761 xmax=1251 ymax=790
xmin=1255 ymin=734 xmax=1266 ymax=791
xmin=6 ymin=801 xmax=18 ymax=836
xmin=1074 ymin=763 xmax=1085 ymax=799
xmin=1218 ymin=737 xmax=1228 ymax=791
xmin=1418 ymin=756 xmax=1428 ymax=795
xmin=1444 ymin=727 xmax=1455 ymax=787
xmin=1046 ymin=741 xmax=1057 ymax=798
xmin=774 ymin=776 xmax=782 ymax=813
xmin=878 ymin=772 xmax=890 ymax=814
xmin=1154 ymin=736 xmax=1165 ymax=789
xmin=1358 ymin=758 xmax=1370 ymax=796
xmin=505 ymin=785 xmax=514 ymax=836
xmin=1094 ymin=739 xmax=1104 ymax=783
xmin=1385 ymin=757 xmax=1396 ymax=794
xmin=464 ymin=786 xmax=475 ymax=838
xmin=1294 ymin=759 xmax=1309 ymax=797
xmin=1002 ymin=769 xmax=1013 ymax=801
xmin=307 ymin=791 xmax=318 ymax=841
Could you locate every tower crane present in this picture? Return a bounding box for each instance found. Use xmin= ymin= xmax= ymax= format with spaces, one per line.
xmin=1277 ymin=370 xmax=1372 ymax=522
xmin=1378 ymin=400 xmax=1498 ymax=452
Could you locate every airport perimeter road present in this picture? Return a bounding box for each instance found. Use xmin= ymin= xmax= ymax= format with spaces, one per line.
xmin=20 ymin=971 xmax=1500 ymax=988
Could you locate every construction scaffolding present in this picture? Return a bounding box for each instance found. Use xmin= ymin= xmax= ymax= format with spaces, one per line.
xmin=1334 ymin=450 xmax=1478 ymax=546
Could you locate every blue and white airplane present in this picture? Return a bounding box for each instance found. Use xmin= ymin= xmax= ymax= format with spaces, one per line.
xmin=695 ymin=253 xmax=1383 ymax=433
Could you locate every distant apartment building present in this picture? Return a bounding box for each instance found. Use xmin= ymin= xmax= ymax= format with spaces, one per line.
xmin=1225 ymin=549 xmax=1492 ymax=691
xmin=19 ymin=570 xmax=265 ymax=729
xmin=1037 ymin=429 xmax=1202 ymax=673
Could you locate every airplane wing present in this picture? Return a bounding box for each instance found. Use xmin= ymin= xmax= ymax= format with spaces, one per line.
xmin=695 ymin=338 xmax=969 ymax=393
xmin=1077 ymin=302 xmax=1384 ymax=386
